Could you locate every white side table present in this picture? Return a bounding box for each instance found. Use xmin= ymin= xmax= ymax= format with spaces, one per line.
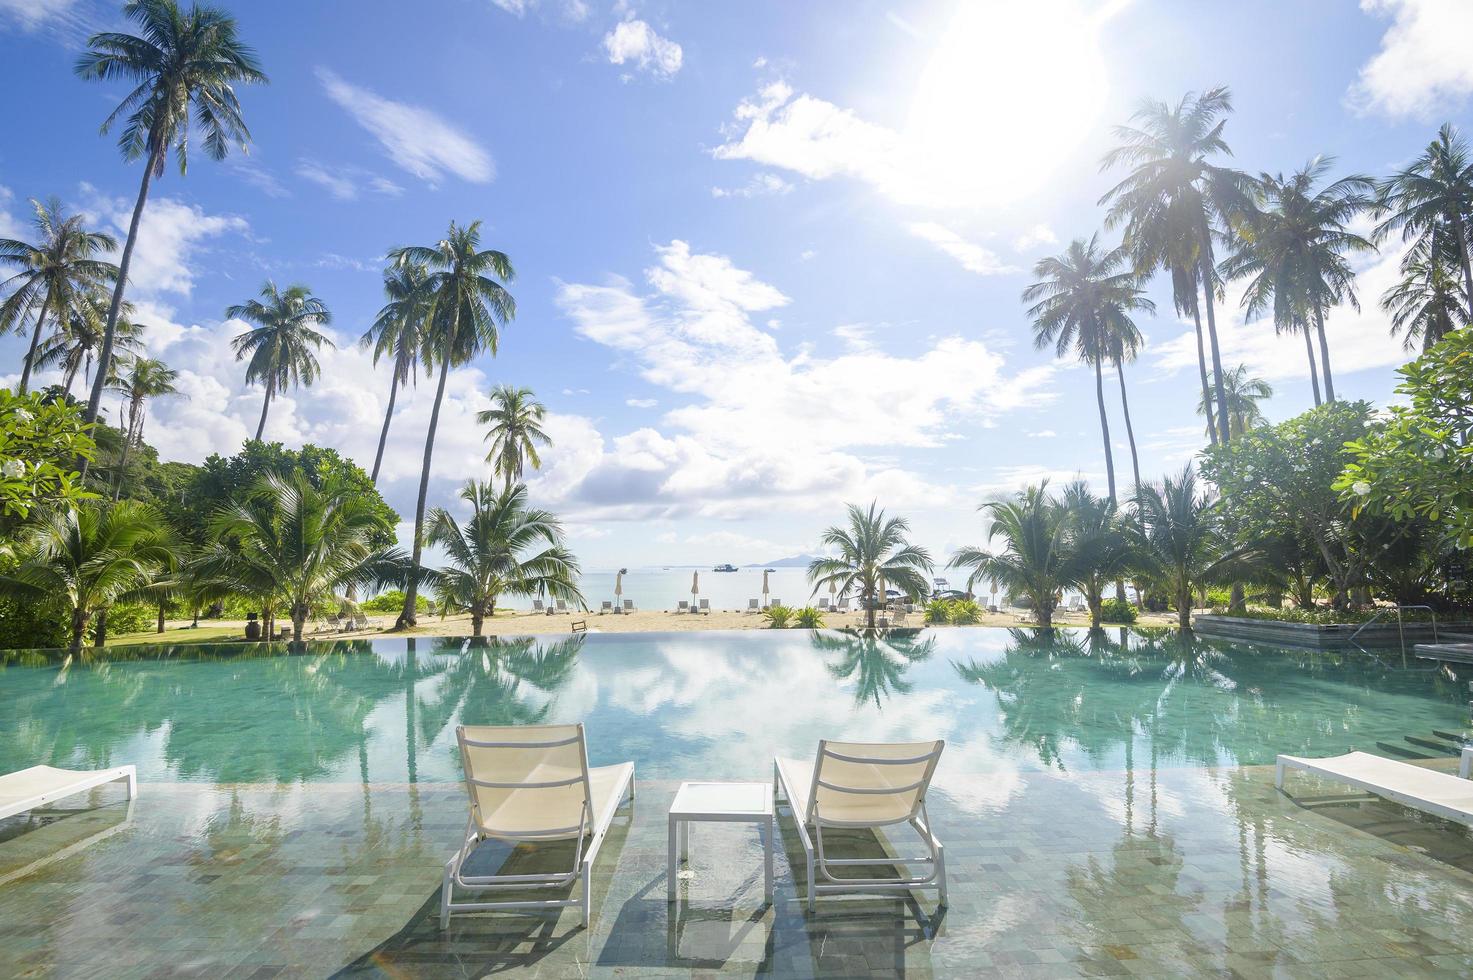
xmin=667 ymin=780 xmax=774 ymax=903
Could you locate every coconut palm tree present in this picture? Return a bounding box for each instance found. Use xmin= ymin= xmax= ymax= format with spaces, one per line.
xmin=1134 ymin=465 xmax=1230 ymax=630
xmin=35 ymin=292 xmax=144 ymax=397
xmin=425 ymin=482 xmax=583 ymax=637
xmin=1061 ymin=481 xmax=1135 ymax=629
xmin=1381 ymin=229 xmax=1470 ymax=351
xmin=950 ymin=483 xmax=1076 ymax=630
xmin=1023 ymin=235 xmax=1155 ymax=504
xmin=1101 ymin=86 xmax=1254 ymax=446
xmin=1221 ymin=158 xmax=1375 ymax=404
xmin=1195 ymin=365 xmax=1271 ymax=439
xmin=1102 ymin=297 xmax=1146 ymax=496
xmin=0 ymin=500 xmax=180 ymax=652
xmin=107 ymin=355 xmax=180 ymax=498
xmin=0 ymin=198 xmax=118 ymax=394
xmin=359 ymin=262 xmax=430 ymax=483
xmin=1376 ymin=123 xmax=1473 ymax=310
xmin=228 ymin=281 xmax=334 ymax=441
xmin=807 ymin=502 xmax=933 ymax=629
xmin=477 ymin=385 xmax=551 ymax=491
xmin=74 ymin=0 xmax=267 ymax=425
xmin=386 ymin=221 xmax=516 ymax=628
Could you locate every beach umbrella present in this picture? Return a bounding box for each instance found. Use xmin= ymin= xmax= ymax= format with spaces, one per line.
xmin=877 ymin=574 xmax=886 ymax=608
xmin=691 ymin=571 xmax=699 ymax=603
xmin=762 ymin=570 xmax=770 ymax=606
xmin=828 ymin=579 xmax=837 ymax=609
xmin=614 ymin=571 xmax=623 ymax=613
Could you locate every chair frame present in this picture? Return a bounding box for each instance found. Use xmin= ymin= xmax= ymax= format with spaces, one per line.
xmin=441 ymin=724 xmax=635 ymax=928
xmin=774 ymin=740 xmax=947 ymax=912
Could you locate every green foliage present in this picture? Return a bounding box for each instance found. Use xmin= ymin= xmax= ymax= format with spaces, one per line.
xmin=951 ymin=484 xmax=1076 ymax=628
xmin=0 ymin=594 xmax=69 ymax=650
xmin=103 ymin=602 xmax=153 ymax=636
xmin=361 ymin=589 xmax=428 ymax=614
xmin=808 ymin=502 xmax=933 ymax=629
xmin=792 ymin=606 xmax=825 ymax=629
xmin=923 ymin=600 xmax=952 ymax=624
xmin=1205 ymin=605 xmax=1437 ymax=625
xmin=947 ymin=598 xmax=983 ymax=625
xmin=0 ymin=389 xmax=96 ymax=521
xmin=762 ymin=604 xmax=793 ymax=629
xmin=1099 ymin=597 xmax=1138 ymax=624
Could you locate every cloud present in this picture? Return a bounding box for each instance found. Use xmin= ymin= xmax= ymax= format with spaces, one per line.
xmin=487 ymin=0 xmax=588 ymax=20
xmin=602 ymin=17 xmax=683 ymax=79
xmin=295 ymin=159 xmax=403 ymax=201
xmin=1350 ymin=0 xmax=1473 ymax=119
xmin=0 ymin=0 xmax=87 ymax=32
xmin=226 ymin=158 xmax=290 ymax=199
xmin=831 ymin=324 xmax=873 ymax=353
xmin=626 ymin=397 xmax=658 ymax=408
xmin=1012 ymin=223 xmax=1058 ymax=252
xmin=908 ymin=222 xmax=1020 ymax=275
xmin=316 ymin=68 xmax=496 ymax=185
xmin=711 ymin=172 xmax=793 ymax=199
xmin=79 ymin=184 xmax=249 ymax=298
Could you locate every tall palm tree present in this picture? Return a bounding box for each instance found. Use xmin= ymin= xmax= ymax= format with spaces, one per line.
xmin=1222 ymin=159 xmax=1375 ymax=403
xmin=1103 ymin=297 xmax=1146 ymax=496
xmin=1061 ymin=481 xmax=1135 ymax=629
xmin=425 ymin=482 xmax=583 ymax=636
xmin=949 ymin=483 xmax=1076 ymax=629
xmin=387 ymin=221 xmax=516 ymax=628
xmin=1381 ymin=229 xmax=1470 ymax=351
xmin=1375 ymin=123 xmax=1473 ymax=311
xmin=1101 ymin=86 xmax=1253 ymax=446
xmin=807 ymin=502 xmax=933 ymax=629
xmin=0 ymin=198 xmax=118 ymax=393
xmin=477 ymin=385 xmax=551 ymax=491
xmin=359 ymin=262 xmax=430 ymax=483
xmin=1023 ymin=235 xmax=1154 ymax=504
xmin=1134 ymin=465 xmax=1229 ymax=630
xmin=1195 ymin=365 xmax=1271 ymax=439
xmin=107 ymin=354 xmax=180 ymax=498
xmin=35 ymin=292 xmax=144 ymax=397
xmin=227 ymin=281 xmax=334 ymax=441
xmin=74 ymin=0 xmax=267 ymax=425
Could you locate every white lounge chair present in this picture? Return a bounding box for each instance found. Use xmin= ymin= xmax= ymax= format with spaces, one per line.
xmin=556 ymin=600 xmax=570 ymax=615
xmin=600 ymin=600 xmax=613 ymax=614
xmin=533 ymin=600 xmax=546 ymax=615
xmin=698 ymin=598 xmax=711 ymax=614
xmin=677 ymin=600 xmax=690 ymax=614
xmin=836 ymin=597 xmax=850 ymax=613
xmin=774 ymin=739 xmax=946 ymax=911
xmin=1276 ymin=751 xmax=1473 ymax=826
xmin=622 ymin=599 xmax=635 ymax=613
xmin=0 ymin=764 xmax=137 ymax=822
xmin=747 ymin=599 xmax=760 ymax=613
xmin=442 ymin=724 xmax=635 ymax=928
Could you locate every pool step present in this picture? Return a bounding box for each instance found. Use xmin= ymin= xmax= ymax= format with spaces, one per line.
xmin=1431 ymin=729 xmax=1472 ymax=746
xmin=1404 ymin=734 xmax=1457 ymax=754
xmin=1377 ymin=740 xmax=1434 ymax=760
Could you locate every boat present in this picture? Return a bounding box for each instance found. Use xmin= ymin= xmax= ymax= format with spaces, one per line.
xmin=712 ymin=563 xmax=738 ymax=573
xmin=618 ymin=567 xmax=628 ymax=575
xmin=764 ymin=567 xmax=776 ymax=573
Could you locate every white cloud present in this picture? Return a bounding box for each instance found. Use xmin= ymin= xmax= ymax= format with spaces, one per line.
xmin=626 ymin=397 xmax=658 ymax=408
xmin=908 ymin=222 xmax=1020 ymax=276
xmin=489 ymin=0 xmax=528 ymax=13
xmin=316 ymin=68 xmax=495 ymax=185
xmin=831 ymin=324 xmax=873 ymax=353
xmin=1350 ymin=0 xmax=1473 ymax=119
xmin=487 ymin=0 xmax=587 ymax=20
xmin=799 ymin=249 xmax=816 ymax=261
xmin=602 ymin=17 xmax=683 ymax=79
xmin=0 ymin=184 xmax=22 ymax=240
xmin=79 ymin=184 xmax=248 ymax=298
xmin=295 ymin=159 xmax=403 ymax=201
xmin=226 ymin=158 xmax=290 ymax=199
xmin=0 ymin=0 xmax=81 ymax=31
xmin=711 ymin=172 xmax=793 ymax=199
xmin=1012 ymin=223 xmax=1058 ymax=252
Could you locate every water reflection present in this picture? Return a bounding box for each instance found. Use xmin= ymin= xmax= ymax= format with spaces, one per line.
xmin=812 ymin=628 xmax=937 ymax=708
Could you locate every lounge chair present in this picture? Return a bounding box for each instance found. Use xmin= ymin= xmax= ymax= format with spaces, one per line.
xmin=1276 ymin=751 xmax=1473 ymax=826
xmin=836 ymin=597 xmax=850 ymax=613
xmin=891 ymin=609 xmax=908 ymax=626
xmin=324 ymin=613 xmax=341 ymax=632
xmin=533 ymin=599 xmax=546 ymax=615
xmin=698 ymin=598 xmax=711 ymax=614
xmin=623 ymin=599 xmax=635 ymax=613
xmin=677 ymin=600 xmax=690 ymax=614
xmin=441 ymin=724 xmax=634 ymax=928
xmin=556 ymin=600 xmax=570 ymax=615
xmin=600 ymin=601 xmax=613 ymax=614
xmin=818 ymin=597 xmax=830 ymax=611
xmin=0 ymin=764 xmax=137 ymax=822
xmin=353 ymin=611 xmax=370 ymax=630
xmin=774 ymin=739 xmax=946 ymax=911
xmin=747 ymin=599 xmax=760 ymax=613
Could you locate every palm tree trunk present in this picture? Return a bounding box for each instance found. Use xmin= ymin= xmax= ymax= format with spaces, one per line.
xmin=1093 ymin=357 xmax=1117 ymax=503
xmin=402 ymin=354 xmax=455 ymax=628
xmin=1312 ymin=299 xmax=1335 ymax=402
xmin=157 ymin=598 xmax=166 ymax=633
xmin=1454 ymin=212 xmax=1473 ymax=313
xmin=253 ymin=380 xmax=273 ymax=441
xmin=69 ymin=608 xmax=87 ymax=654
xmin=370 ymin=372 xmax=400 ymax=483
xmin=112 ymin=434 xmax=132 ymax=501
xmin=1198 ymin=231 xmax=1233 ymax=446
xmin=1302 ymin=324 xmax=1322 ymax=407
xmin=1190 ymin=293 xmax=1217 ymax=446
xmin=93 ymin=608 xmax=108 ymax=648
xmin=18 ymin=289 xmax=54 ymax=394
xmin=1115 ymin=361 xmax=1141 ymax=495
xmin=86 ymin=147 xmax=159 ymax=425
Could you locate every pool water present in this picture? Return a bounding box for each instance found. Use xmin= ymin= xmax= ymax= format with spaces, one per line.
xmin=4 ymin=627 xmax=1466 ymax=786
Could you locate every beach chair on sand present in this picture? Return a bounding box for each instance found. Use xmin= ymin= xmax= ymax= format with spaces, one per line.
xmin=677 ymin=600 xmax=690 ymax=614
xmin=836 ymin=597 xmax=850 ymax=613
xmin=353 ymin=611 xmax=370 ymax=630
xmin=747 ymin=599 xmax=760 ymax=613
xmin=600 ymin=601 xmax=613 ymax=614
xmin=442 ymin=724 xmax=634 ymax=928
xmin=774 ymin=740 xmax=946 ymax=911
xmin=698 ymin=599 xmax=711 ymax=615
xmin=818 ymin=597 xmax=830 ymax=611
xmin=533 ymin=600 xmax=546 ymax=615
xmin=556 ymin=600 xmax=570 ymax=615
xmin=1 ymin=764 xmax=137 ymax=822
xmin=623 ymin=599 xmax=636 ymax=613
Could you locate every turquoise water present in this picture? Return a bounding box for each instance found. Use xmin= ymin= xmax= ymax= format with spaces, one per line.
xmin=1 ymin=628 xmax=1466 ymax=785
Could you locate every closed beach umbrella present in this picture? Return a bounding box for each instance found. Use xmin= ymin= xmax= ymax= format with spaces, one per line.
xmin=877 ymin=574 xmax=886 ymax=607
xmin=691 ymin=571 xmax=699 ymax=600
xmin=829 ymin=579 xmax=837 ymax=609
xmin=762 ymin=570 xmax=770 ymax=606
xmin=614 ymin=571 xmax=623 ymax=613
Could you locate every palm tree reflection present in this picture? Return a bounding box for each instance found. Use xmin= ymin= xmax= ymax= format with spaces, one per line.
xmin=811 ymin=629 xmax=937 ymax=709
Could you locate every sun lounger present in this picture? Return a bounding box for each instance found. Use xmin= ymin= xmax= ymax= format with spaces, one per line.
xmin=747 ymin=599 xmax=760 ymax=613
xmin=533 ymin=600 xmax=546 ymax=615
xmin=818 ymin=597 xmax=830 ymax=611
xmin=1276 ymin=751 xmax=1473 ymax=826
xmin=556 ymin=600 xmax=570 ymax=614
xmin=836 ymin=597 xmax=850 ymax=613
xmin=0 ymin=764 xmax=137 ymax=822
xmin=600 ymin=601 xmax=613 ymax=614
xmin=677 ymin=600 xmax=689 ymax=614
xmin=698 ymin=598 xmax=711 ymax=614
xmin=353 ymin=611 xmax=370 ymax=630
xmin=774 ymin=739 xmax=946 ymax=910
xmin=442 ymin=724 xmax=634 ymax=928
xmin=623 ymin=599 xmax=635 ymax=613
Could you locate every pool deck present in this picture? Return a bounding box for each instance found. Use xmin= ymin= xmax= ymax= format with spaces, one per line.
xmin=4 ymin=762 xmax=1473 ymax=977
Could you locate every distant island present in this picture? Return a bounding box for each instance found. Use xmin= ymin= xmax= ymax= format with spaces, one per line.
xmin=745 ymin=554 xmax=821 ymax=568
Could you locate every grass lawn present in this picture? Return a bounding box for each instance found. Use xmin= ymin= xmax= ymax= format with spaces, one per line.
xmin=105 ymin=625 xmax=247 ymax=648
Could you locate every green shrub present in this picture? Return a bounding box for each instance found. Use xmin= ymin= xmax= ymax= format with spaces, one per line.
xmin=947 ymin=599 xmax=983 ymax=625
xmin=0 ymin=595 xmax=69 ymax=650
xmin=103 ymin=603 xmax=154 ymax=636
xmin=923 ymin=600 xmax=952 ymax=624
xmin=361 ymin=589 xmax=429 ymax=614
xmin=762 ymin=604 xmax=793 ymax=629
xmin=793 ymin=606 xmax=825 ymax=629
xmin=1099 ymin=597 xmax=1138 ymax=624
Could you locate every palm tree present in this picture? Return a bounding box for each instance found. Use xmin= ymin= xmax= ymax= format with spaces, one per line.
xmin=807 ymin=502 xmax=933 ymax=629
xmin=949 ymin=483 xmax=1076 ymax=630
xmin=0 ymin=198 xmax=118 ymax=394
xmin=1103 ymin=294 xmax=1147 ymax=496
xmin=360 ymin=262 xmax=430 ymax=483
xmin=477 ymin=385 xmax=552 ymax=491
xmin=35 ymin=292 xmax=144 ymax=397
xmin=1023 ymin=235 xmax=1155 ymax=504
xmin=1376 ymin=123 xmax=1473 ymax=311
xmin=1134 ymin=465 xmax=1229 ymax=630
xmin=107 ymin=355 xmax=180 ymax=498
xmin=227 ymin=281 xmax=334 ymax=441
xmin=1061 ymin=481 xmax=1135 ymax=629
xmin=1101 ymin=86 xmax=1253 ymax=446
xmin=1221 ymin=159 xmax=1375 ymax=404
xmin=1381 ymin=230 xmax=1470 ymax=351
xmin=0 ymin=500 xmax=180 ymax=651
xmin=1195 ymin=365 xmax=1271 ymax=439
xmin=425 ymin=482 xmax=583 ymax=637
xmin=199 ymin=471 xmax=405 ymax=641
xmin=386 ymin=221 xmax=516 ymax=628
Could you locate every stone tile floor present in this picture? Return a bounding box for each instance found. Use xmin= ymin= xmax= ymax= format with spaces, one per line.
xmin=3 ymin=764 xmax=1473 ymax=978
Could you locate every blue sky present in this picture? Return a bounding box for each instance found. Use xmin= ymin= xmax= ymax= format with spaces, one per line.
xmin=1 ymin=0 xmax=1471 ymax=570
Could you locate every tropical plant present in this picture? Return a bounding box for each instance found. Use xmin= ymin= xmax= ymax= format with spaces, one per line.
xmin=0 ymin=197 xmax=118 ymax=393
xmin=1134 ymin=465 xmax=1229 ymax=629
xmin=74 ymin=0 xmax=267 ymax=424
xmin=1381 ymin=231 xmax=1470 ymax=352
xmin=360 ymin=262 xmax=430 ymax=483
xmin=1103 ymin=303 xmax=1146 ymax=494
xmin=762 ymin=604 xmax=793 ymax=629
xmin=792 ymin=605 xmax=825 ymax=629
xmin=923 ymin=599 xmax=952 ymax=625
xmin=951 ymin=483 xmax=1076 ymax=629
xmin=228 ymin=281 xmax=334 ymax=441
xmin=807 ymin=502 xmax=933 ymax=629
xmin=0 ymin=499 xmax=179 ymax=651
xmin=34 ymin=294 xmax=144 ymax=397
xmin=0 ymin=389 xmax=97 ymax=521
xmin=106 ymin=355 xmax=179 ymax=498
xmin=1195 ymin=365 xmax=1271 ymax=439
xmin=1101 ymin=86 xmax=1254 ymax=445
xmin=387 ymin=221 xmax=516 ymax=627
xmin=1375 ymin=123 xmax=1473 ymax=310
xmin=1061 ymin=481 xmax=1135 ymax=628
xmin=477 ymin=385 xmax=551 ymax=491
xmin=425 ymin=482 xmax=583 ymax=637
xmin=946 ymin=598 xmax=983 ymax=625
xmin=1098 ymin=597 xmax=1138 ymax=625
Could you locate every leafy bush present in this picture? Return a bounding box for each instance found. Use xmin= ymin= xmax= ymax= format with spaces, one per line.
xmin=793 ymin=606 xmax=825 ymax=629
xmin=102 ymin=603 xmax=154 ymax=636
xmin=762 ymin=604 xmax=793 ymax=628
xmin=0 ymin=388 xmax=96 ymax=521
xmin=923 ymin=600 xmax=952 ymax=624
xmin=1099 ymin=597 xmax=1138 ymax=624
xmin=1206 ymin=605 xmax=1439 ymax=625
xmin=947 ymin=599 xmax=983 ymax=624
xmin=362 ymin=590 xmax=429 ymax=614
xmin=0 ymin=595 xmax=69 ymax=650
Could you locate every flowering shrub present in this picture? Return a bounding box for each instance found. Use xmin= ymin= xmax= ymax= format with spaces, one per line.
xmin=0 ymin=389 xmax=95 ymax=519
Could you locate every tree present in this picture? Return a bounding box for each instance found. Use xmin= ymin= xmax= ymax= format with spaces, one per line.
xmin=477 ymin=385 xmax=551 ymax=491
xmin=950 ymin=484 xmax=1076 ymax=630
xmin=1134 ymin=465 xmax=1229 ymax=629
xmin=1375 ymin=123 xmax=1473 ymax=311
xmin=1196 ymin=365 xmax=1271 ymax=439
xmin=0 ymin=197 xmax=118 ymax=394
xmin=1381 ymin=230 xmax=1470 ymax=352
xmin=1061 ymin=482 xmax=1135 ymax=629
xmin=387 ymin=221 xmax=516 ymax=628
xmin=1101 ymin=86 xmax=1253 ymax=446
xmin=425 ymin=482 xmax=583 ymax=637
xmin=807 ymin=502 xmax=933 ymax=629
xmin=227 ymin=281 xmax=334 ymax=440
xmin=75 ymin=0 xmax=267 ymax=425
xmin=106 ymin=355 xmax=179 ymax=499
xmin=0 ymin=389 xmax=97 ymax=522
xmin=34 ymin=293 xmax=144 ymax=397
xmin=0 ymin=500 xmax=178 ymax=651
xmin=360 ymin=262 xmax=430 ymax=483
xmin=1103 ymin=304 xmax=1146 ymax=496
